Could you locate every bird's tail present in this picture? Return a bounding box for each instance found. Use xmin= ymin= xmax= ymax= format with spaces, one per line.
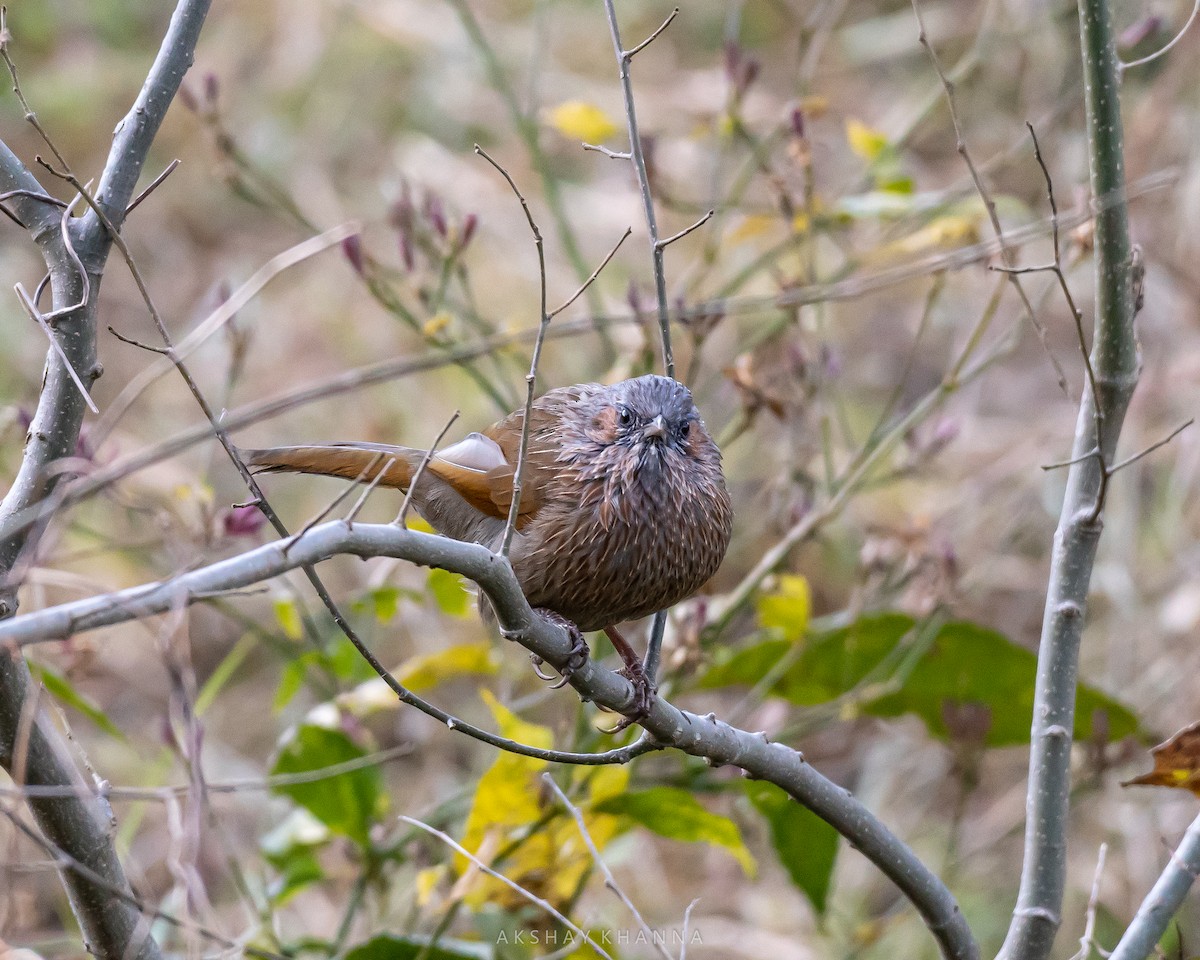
xmin=241 ymin=442 xmax=421 ymax=489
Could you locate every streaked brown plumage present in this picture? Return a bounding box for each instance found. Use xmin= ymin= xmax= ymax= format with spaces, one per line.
xmin=244 ymin=375 xmax=732 ymax=704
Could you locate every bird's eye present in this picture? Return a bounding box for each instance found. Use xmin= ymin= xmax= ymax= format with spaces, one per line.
xmin=617 ymin=405 xmax=633 ymax=427
xmin=676 ymin=419 xmax=692 ymax=441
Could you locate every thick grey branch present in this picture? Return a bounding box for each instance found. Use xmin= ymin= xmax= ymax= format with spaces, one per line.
xmin=0 ymin=522 xmax=979 ymax=960
xmin=84 ymin=0 xmax=212 ymax=242
xmin=998 ymin=0 xmax=1139 ymax=956
xmin=0 ymin=139 xmax=63 ymax=239
xmin=1109 ymin=813 xmax=1200 ymax=960
xmin=0 ymin=3 xmax=211 ymax=958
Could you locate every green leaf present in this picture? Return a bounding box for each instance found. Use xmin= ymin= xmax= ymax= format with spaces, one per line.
xmin=368 ymin=585 xmax=400 ymax=623
xmin=743 ymin=781 xmax=838 ymax=913
xmin=275 ymin=651 xmax=320 ymax=711
xmin=270 ymin=724 xmax=386 ymax=849
xmin=30 ymin=663 xmax=125 ymax=740
xmin=260 ymin=809 xmax=329 ymax=903
xmin=344 ymin=934 xmax=492 ymax=960
xmin=428 ymin=568 xmax=471 ymax=618
xmin=595 ymin=786 xmax=755 ymax=874
xmin=701 ymin=612 xmax=1140 ymax=748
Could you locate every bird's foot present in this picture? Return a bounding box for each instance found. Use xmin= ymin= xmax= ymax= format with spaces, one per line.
xmin=608 ymin=657 xmax=656 ymax=733
xmin=529 ymin=609 xmax=589 ymax=689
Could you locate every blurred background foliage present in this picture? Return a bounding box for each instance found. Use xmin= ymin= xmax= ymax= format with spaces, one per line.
xmin=2 ymin=0 xmax=1200 ymax=957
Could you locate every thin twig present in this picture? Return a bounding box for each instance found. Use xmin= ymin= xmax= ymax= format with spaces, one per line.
xmin=474 ymin=144 xmax=547 ymax=557
xmin=1068 ymin=843 xmax=1108 ymax=960
xmin=549 ymin=226 xmax=632 ymax=318
xmin=399 ymin=814 xmax=617 ymax=960
xmin=345 ymin=457 xmax=397 ymax=524
xmin=625 ymin=7 xmax=679 ymax=59
xmin=395 ymin=412 xmax=460 ymax=526
xmin=912 ymin=0 xmax=1070 ymax=397
xmin=656 ymin=210 xmax=714 ymax=250
xmin=1119 ymin=0 xmax=1200 ymax=72
xmin=679 ymin=898 xmax=701 ymax=960
xmin=124 ymin=158 xmax=180 ymax=216
xmin=1105 ymin=418 xmax=1193 ymax=474
xmin=282 ymin=453 xmax=385 ymax=554
xmin=0 ymin=523 xmax=978 ymax=960
xmin=14 ymin=284 xmax=98 ymax=414
xmin=582 ymin=143 xmax=630 ymax=160
xmin=1025 ymin=122 xmax=1102 ymax=436
xmin=602 ymin=0 xmax=679 ymax=378
xmin=542 ymin=772 xmax=671 ymax=960
xmin=0 ymin=806 xmax=284 ymax=960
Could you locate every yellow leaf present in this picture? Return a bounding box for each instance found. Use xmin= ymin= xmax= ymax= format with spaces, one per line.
xmin=273 ymin=596 xmax=304 ymax=641
xmin=577 ymin=763 xmax=630 ymax=805
xmin=886 ymin=214 xmax=981 ymax=256
xmin=547 ymin=100 xmax=619 ymax=143
xmin=405 ymin=515 xmax=434 ymax=534
xmin=458 ymin=691 xmax=552 ymax=891
xmin=481 ymin=688 xmax=552 ymax=749
xmin=728 ymin=214 xmax=776 ymax=245
xmin=758 ymin=574 xmax=811 ymax=643
xmin=845 ymin=118 xmax=890 ymax=162
xmin=457 ymin=693 xmax=628 ymax=909
xmin=415 ymin=865 xmax=446 ymax=907
xmin=396 ymin=642 xmax=498 ymax=693
xmin=422 ymin=311 xmax=451 ymax=337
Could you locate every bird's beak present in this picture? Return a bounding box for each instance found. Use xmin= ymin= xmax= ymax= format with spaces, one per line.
xmin=643 ymin=415 xmax=667 ymax=440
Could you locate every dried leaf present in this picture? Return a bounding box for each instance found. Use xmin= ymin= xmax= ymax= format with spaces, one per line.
xmin=1123 ymin=721 xmax=1200 ymax=795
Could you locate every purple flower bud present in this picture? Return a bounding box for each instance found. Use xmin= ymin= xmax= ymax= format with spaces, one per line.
xmin=223 ymin=504 xmax=266 ymax=538
xmin=790 ymin=106 xmax=806 ymax=139
xmin=423 ymin=193 xmax=448 ymax=237
xmin=1119 ymin=15 xmax=1163 ymax=50
xmin=178 ymin=85 xmax=199 ymax=113
xmin=459 ymin=212 xmax=478 ymax=249
xmin=341 ymin=234 xmax=365 ymax=275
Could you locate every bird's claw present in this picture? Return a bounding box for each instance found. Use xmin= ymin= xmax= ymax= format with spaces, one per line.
xmin=530 ymin=609 xmax=589 ymax=689
xmin=609 ymin=658 xmax=656 ymax=733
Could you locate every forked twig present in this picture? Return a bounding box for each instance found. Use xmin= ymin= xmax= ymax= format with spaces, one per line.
xmin=399 ymin=814 xmax=617 ymax=960
xmin=542 ymin=772 xmax=672 ymax=960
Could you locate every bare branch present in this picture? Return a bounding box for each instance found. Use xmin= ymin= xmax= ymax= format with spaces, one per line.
xmin=400 ymin=814 xmax=618 ymax=960
xmin=655 ymin=209 xmax=714 ymax=251
xmin=911 ymin=0 xmax=1070 ymax=398
xmin=549 ymin=226 xmax=631 ymax=318
xmin=1110 ymin=817 xmax=1200 ymax=960
xmin=624 ymin=7 xmax=678 ymax=59
xmin=0 ymin=522 xmax=978 ymax=960
xmin=543 ymin=772 xmax=671 ymax=960
xmin=14 ymin=283 xmax=98 ymax=413
xmin=581 ymin=142 xmax=630 ymax=160
xmin=998 ymin=0 xmax=1140 ymax=951
xmin=602 ymin=0 xmax=676 ymax=378
xmin=395 ymin=411 xmax=460 ymax=525
xmin=85 ymin=0 xmax=212 ymax=235
xmin=124 ymin=157 xmax=180 ymax=215
xmin=1119 ymin=0 xmax=1200 ymax=72
xmin=474 ymin=144 xmax=548 ymax=557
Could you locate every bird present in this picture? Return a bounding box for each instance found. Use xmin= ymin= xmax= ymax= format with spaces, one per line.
xmin=243 ymin=374 xmax=733 ymax=719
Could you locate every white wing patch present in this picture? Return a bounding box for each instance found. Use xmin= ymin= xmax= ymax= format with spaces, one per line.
xmin=434 ymin=432 xmax=508 ymax=473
